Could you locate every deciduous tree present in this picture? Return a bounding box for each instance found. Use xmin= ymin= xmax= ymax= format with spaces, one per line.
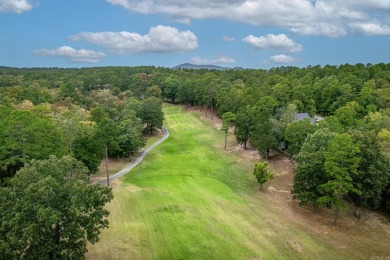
xmin=73 ymin=123 xmax=104 ymax=174
xmin=348 ymin=130 xmax=390 ymax=217
xmin=117 ymin=113 xmax=145 ymax=160
xmin=138 ymin=97 xmax=164 ymax=135
xmin=285 ymin=119 xmax=317 ymax=156
xmin=318 ymin=133 xmax=361 ymax=226
xmin=250 ymin=111 xmax=279 ymax=160
xmin=221 ymin=112 xmax=236 ymax=149
xmin=0 ymin=156 xmax=113 ymax=259
xmin=253 ymin=162 xmax=274 ymax=190
xmin=234 ymin=106 xmax=253 ymax=149
xmin=0 ymin=109 xmax=66 ymax=181
xmin=292 ymin=129 xmax=335 ymax=206
xmin=96 ymin=116 xmax=119 ymax=186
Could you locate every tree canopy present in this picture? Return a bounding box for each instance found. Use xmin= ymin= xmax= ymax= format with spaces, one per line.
xmin=1 ymin=62 xmax=389 ymax=217
xmin=0 ymin=156 xmax=113 ymax=259
xmin=253 ymin=162 xmax=274 ymax=190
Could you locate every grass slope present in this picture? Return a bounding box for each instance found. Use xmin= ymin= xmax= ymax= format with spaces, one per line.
xmin=87 ymin=105 xmax=385 ymax=259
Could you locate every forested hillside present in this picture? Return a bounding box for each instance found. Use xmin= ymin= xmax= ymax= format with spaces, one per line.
xmin=0 ymin=63 xmax=389 ymax=256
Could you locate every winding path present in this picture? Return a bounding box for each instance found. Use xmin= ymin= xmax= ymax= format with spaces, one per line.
xmin=99 ymin=127 xmax=169 ymax=185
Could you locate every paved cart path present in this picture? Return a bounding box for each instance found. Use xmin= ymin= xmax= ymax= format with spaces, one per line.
xmin=99 ymin=127 xmax=169 ymax=185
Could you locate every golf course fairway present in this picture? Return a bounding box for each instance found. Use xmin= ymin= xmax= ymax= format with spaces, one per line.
xmin=87 ymin=105 xmax=386 ymax=259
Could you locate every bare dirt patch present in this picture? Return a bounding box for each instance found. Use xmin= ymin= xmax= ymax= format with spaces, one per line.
xmin=288 ymin=240 xmax=304 ymax=253
xmin=230 ymin=143 xmax=262 ymax=161
xmin=267 ymin=186 xmax=290 ymax=193
xmin=89 ymin=158 xmax=131 ymax=183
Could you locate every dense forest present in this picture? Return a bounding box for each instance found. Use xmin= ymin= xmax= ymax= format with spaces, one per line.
xmin=0 ymin=63 xmax=389 ymax=256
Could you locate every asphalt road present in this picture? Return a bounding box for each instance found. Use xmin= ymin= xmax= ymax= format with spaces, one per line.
xmin=99 ymin=127 xmax=169 ymax=185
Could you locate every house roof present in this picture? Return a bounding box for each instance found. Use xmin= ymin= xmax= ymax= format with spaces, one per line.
xmin=295 ymin=113 xmax=315 ymax=125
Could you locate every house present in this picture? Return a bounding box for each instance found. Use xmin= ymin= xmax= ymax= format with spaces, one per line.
xmin=294 ymin=113 xmax=315 ymax=125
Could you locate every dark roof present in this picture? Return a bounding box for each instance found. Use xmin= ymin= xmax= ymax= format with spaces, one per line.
xmin=295 ymin=113 xmax=315 ymax=124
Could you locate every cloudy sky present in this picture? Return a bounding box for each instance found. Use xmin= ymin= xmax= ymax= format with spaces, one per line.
xmin=1 ymin=0 xmax=390 ymax=68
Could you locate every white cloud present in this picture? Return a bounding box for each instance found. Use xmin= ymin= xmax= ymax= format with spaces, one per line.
xmin=191 ymin=54 xmax=236 ymax=65
xmin=288 ymin=23 xmax=348 ymax=38
xmin=269 ymin=54 xmax=299 ymax=63
xmin=0 ymin=0 xmax=33 ymax=13
xmin=243 ymin=34 xmax=303 ymax=52
xmin=341 ymin=0 xmax=390 ymax=10
xmin=106 ymin=0 xmax=390 ymax=36
xmin=69 ymin=25 xmax=198 ymax=54
xmin=349 ymin=22 xmax=390 ymax=36
xmin=32 ymin=46 xmax=106 ymax=63
xmin=222 ymin=35 xmax=236 ymax=42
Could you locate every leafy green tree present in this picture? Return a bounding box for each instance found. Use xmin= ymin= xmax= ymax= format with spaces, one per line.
xmin=91 ymin=89 xmax=119 ymax=120
xmin=234 ymin=106 xmax=253 ymax=149
xmin=120 ymin=97 xmax=141 ymax=120
xmin=328 ymin=83 xmax=354 ymax=113
xmin=203 ymin=75 xmax=220 ymax=118
xmin=193 ymin=78 xmax=206 ymax=108
xmin=20 ymin=83 xmax=54 ymax=105
xmin=357 ymin=80 xmax=376 ymax=110
xmin=57 ymin=111 xmax=83 ymax=154
xmin=256 ymin=96 xmax=278 ymax=115
xmin=0 ymin=156 xmax=113 ymax=259
xmin=313 ymin=76 xmax=338 ymax=113
xmin=117 ymin=113 xmax=145 ymax=160
xmin=0 ymin=109 xmax=66 ymax=181
xmin=177 ymin=79 xmax=194 ymax=107
xmin=73 ymin=124 xmax=104 ymax=174
xmin=378 ymin=129 xmax=390 ymax=161
xmin=292 ymin=129 xmax=335 ymax=206
xmin=96 ymin=116 xmax=119 ymax=186
xmin=271 ymin=83 xmax=290 ymax=108
xmin=348 ymin=130 xmax=390 ymax=217
xmin=215 ymin=83 xmax=243 ymax=115
xmin=318 ymin=115 xmax=345 ymax=133
xmin=90 ymin=106 xmax=107 ymax=124
xmin=163 ymin=77 xmax=179 ymax=103
xmin=291 ymin=84 xmax=316 ymax=116
xmin=145 ymin=85 xmax=162 ymax=99
xmin=279 ymin=103 xmax=298 ymax=131
xmin=250 ymin=111 xmax=279 ymax=160
xmin=361 ymin=111 xmax=390 ymax=133
xmin=335 ymin=101 xmax=361 ymax=128
xmin=0 ymin=106 xmax=12 ymax=182
xmin=376 ymin=88 xmax=390 ymax=109
xmin=221 ymin=112 xmax=236 ymax=149
xmin=138 ymin=97 xmax=164 ymax=135
xmin=285 ymin=119 xmax=317 ymax=156
xmin=318 ymin=133 xmax=361 ymax=226
xmin=59 ymin=82 xmax=82 ymax=104
xmin=0 ymin=86 xmax=21 ymax=107
xmin=253 ymin=162 xmax=274 ymax=190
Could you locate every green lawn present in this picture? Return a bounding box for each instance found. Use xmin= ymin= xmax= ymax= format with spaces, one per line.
xmin=86 ymin=105 xmax=382 ymax=259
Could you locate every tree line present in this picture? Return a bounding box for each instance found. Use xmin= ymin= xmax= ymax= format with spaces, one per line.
xmin=0 ymin=66 xmax=165 ymax=258
xmin=0 ymin=85 xmax=164 ymax=182
xmin=168 ymin=64 xmax=390 ymax=222
xmin=0 ymin=63 xmax=389 ymax=250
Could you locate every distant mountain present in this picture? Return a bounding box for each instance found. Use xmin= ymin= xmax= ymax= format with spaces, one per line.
xmin=173 ymin=63 xmax=243 ymax=71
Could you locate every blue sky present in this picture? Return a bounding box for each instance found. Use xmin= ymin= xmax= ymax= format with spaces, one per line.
xmin=1 ymin=0 xmax=390 ymax=69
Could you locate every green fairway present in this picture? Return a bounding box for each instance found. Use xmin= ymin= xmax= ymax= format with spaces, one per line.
xmin=87 ymin=105 xmax=378 ymax=259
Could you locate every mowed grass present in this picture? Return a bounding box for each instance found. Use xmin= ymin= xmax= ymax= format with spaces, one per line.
xmin=87 ymin=105 xmax=360 ymax=259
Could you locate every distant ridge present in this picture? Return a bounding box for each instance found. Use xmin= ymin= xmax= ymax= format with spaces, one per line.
xmin=173 ymin=63 xmax=243 ymax=70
